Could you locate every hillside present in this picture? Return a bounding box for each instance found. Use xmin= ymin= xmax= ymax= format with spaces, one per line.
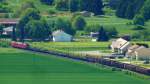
xmin=1 ymin=0 xmax=150 ymax=41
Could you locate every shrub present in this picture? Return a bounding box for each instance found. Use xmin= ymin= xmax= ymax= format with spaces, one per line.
xmin=133 ymin=15 xmax=145 ymax=26
xmin=132 ymin=25 xmax=145 ymax=30
xmin=72 ymin=15 xmax=86 ymax=30
xmin=0 ymin=40 xmax=10 ymax=47
xmin=48 ymin=9 xmax=56 ymax=14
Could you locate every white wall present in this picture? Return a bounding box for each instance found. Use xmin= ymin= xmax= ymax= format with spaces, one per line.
xmin=53 ymin=33 xmax=72 ymax=42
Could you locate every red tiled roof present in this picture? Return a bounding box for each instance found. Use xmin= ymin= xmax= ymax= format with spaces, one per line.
xmin=0 ymin=19 xmax=19 ymax=25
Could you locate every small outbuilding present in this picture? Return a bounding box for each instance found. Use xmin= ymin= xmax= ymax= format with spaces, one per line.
xmin=52 ymin=30 xmax=73 ymax=42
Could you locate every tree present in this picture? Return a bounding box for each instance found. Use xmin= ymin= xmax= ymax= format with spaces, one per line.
xmin=134 ymin=15 xmax=145 ymax=26
xmin=72 ymin=16 xmax=86 ymax=30
xmin=55 ymin=17 xmax=76 ymax=35
xmin=125 ymin=3 xmax=134 ymax=19
xmin=25 ymin=20 xmax=50 ymax=41
xmin=55 ymin=0 xmax=69 ymax=11
xmin=116 ymin=0 xmax=145 ymax=19
xmin=14 ymin=1 xmax=36 ymax=17
xmin=17 ymin=8 xmax=41 ymax=42
xmin=79 ymin=0 xmax=103 ymax=15
xmin=40 ymin=0 xmax=54 ymax=5
xmin=97 ymin=26 xmax=109 ymax=41
xmin=0 ymin=25 xmax=3 ymax=35
xmin=106 ymin=27 xmax=118 ymax=38
xmin=70 ymin=0 xmax=79 ymax=12
xmin=0 ymin=1 xmax=12 ymax=13
xmin=140 ymin=0 xmax=150 ymax=20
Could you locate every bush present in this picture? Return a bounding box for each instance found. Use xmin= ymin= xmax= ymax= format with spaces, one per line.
xmin=40 ymin=0 xmax=54 ymax=5
xmin=55 ymin=17 xmax=76 ymax=35
xmin=132 ymin=25 xmax=145 ymax=30
xmin=55 ymin=0 xmax=69 ymax=11
xmin=134 ymin=15 xmax=145 ymax=26
xmin=48 ymin=9 xmax=56 ymax=14
xmin=132 ymin=29 xmax=150 ymax=41
xmin=72 ymin=15 xmax=86 ymax=30
xmin=0 ymin=40 xmax=10 ymax=47
xmin=85 ymin=24 xmax=100 ymax=32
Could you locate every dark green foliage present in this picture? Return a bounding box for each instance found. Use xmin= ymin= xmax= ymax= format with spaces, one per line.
xmin=0 ymin=2 xmax=12 ymax=13
xmin=106 ymin=27 xmax=118 ymax=38
xmin=40 ymin=0 xmax=54 ymax=5
xmin=0 ymin=40 xmax=10 ymax=47
xmin=133 ymin=15 xmax=145 ymax=26
xmin=17 ymin=8 xmax=41 ymax=41
xmin=0 ymin=25 xmax=3 ymax=32
xmin=0 ymin=25 xmax=3 ymax=36
xmin=70 ymin=0 xmax=79 ymax=12
xmin=85 ymin=24 xmax=100 ymax=32
xmin=132 ymin=25 xmax=145 ymax=30
xmin=79 ymin=0 xmax=103 ymax=15
xmin=97 ymin=26 xmax=109 ymax=41
xmin=140 ymin=0 xmax=150 ymax=21
xmin=12 ymin=27 xmax=16 ymax=41
xmin=55 ymin=17 xmax=76 ymax=35
xmin=25 ymin=19 xmax=50 ymax=41
xmin=109 ymin=0 xmax=121 ymax=9
xmin=72 ymin=15 xmax=86 ymax=30
xmin=55 ymin=0 xmax=103 ymax=14
xmin=55 ymin=0 xmax=69 ymax=11
xmin=116 ymin=0 xmax=144 ymax=19
xmin=14 ymin=1 xmax=36 ymax=18
xmin=132 ymin=29 xmax=150 ymax=41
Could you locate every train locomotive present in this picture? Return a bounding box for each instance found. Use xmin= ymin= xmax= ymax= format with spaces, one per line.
xmin=11 ymin=41 xmax=29 ymax=49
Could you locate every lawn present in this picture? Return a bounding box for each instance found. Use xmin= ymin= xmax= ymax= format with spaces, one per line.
xmin=0 ymin=48 xmax=150 ymax=84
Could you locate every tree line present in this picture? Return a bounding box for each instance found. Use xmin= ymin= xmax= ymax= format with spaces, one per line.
xmin=40 ymin=0 xmax=103 ymax=15
xmin=115 ymin=0 xmax=150 ymax=23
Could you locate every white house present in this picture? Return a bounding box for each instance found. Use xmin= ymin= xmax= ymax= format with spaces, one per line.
xmin=110 ymin=38 xmax=131 ymax=54
xmin=126 ymin=45 xmax=150 ymax=60
xmin=52 ymin=30 xmax=73 ymax=42
xmin=2 ymin=26 xmax=13 ymax=35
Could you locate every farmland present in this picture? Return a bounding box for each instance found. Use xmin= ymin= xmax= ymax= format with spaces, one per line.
xmin=0 ymin=48 xmax=150 ymax=84
xmin=4 ymin=0 xmax=138 ymax=36
xmin=30 ymin=41 xmax=150 ymax=52
xmin=31 ymin=42 xmax=110 ymax=51
xmin=30 ymin=41 xmax=150 ymax=69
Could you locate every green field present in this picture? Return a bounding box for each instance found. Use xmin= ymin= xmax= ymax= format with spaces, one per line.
xmin=0 ymin=48 xmax=150 ymax=84
xmin=31 ymin=42 xmax=110 ymax=52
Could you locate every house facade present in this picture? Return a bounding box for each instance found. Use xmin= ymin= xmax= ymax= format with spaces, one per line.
xmin=2 ymin=26 xmax=13 ymax=36
xmin=126 ymin=45 xmax=150 ymax=60
xmin=52 ymin=30 xmax=72 ymax=42
xmin=110 ymin=38 xmax=131 ymax=54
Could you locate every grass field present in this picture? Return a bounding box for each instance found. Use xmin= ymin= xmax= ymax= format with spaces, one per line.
xmin=0 ymin=48 xmax=150 ymax=84
xmin=30 ymin=42 xmax=110 ymax=52
xmin=30 ymin=41 xmax=150 ymax=52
